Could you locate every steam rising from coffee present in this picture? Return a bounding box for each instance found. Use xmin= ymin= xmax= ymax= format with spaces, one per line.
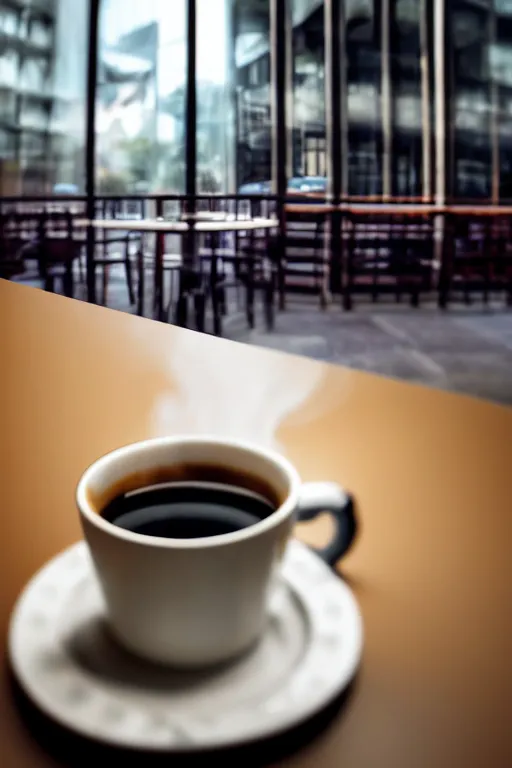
xmin=147 ymin=332 xmax=327 ymax=451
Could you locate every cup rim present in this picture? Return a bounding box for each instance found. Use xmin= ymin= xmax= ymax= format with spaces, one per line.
xmin=76 ymin=436 xmax=301 ymax=549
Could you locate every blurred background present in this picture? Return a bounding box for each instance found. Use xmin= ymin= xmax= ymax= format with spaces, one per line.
xmin=1 ymin=0 xmax=512 ymax=202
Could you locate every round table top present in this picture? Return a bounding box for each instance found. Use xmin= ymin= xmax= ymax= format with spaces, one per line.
xmin=76 ymin=217 xmax=278 ymax=233
xmin=0 ymin=280 xmax=510 ymax=767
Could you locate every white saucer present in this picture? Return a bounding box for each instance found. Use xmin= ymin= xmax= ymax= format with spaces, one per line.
xmin=8 ymin=540 xmax=363 ymax=752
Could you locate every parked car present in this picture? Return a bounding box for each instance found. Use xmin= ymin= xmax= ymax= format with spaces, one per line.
xmin=238 ymin=176 xmax=327 ymax=196
xmin=53 ymin=184 xmax=79 ymax=195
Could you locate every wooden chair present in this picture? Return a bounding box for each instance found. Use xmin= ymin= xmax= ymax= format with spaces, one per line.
xmin=439 ymin=214 xmax=512 ymax=307
xmin=344 ymin=212 xmax=434 ymax=309
xmin=281 ymin=207 xmax=330 ymax=308
xmin=92 ymin=199 xmax=137 ymax=307
xmin=0 ymin=211 xmax=28 ymax=280
xmin=133 ymin=198 xmax=185 ymax=320
xmin=230 ymin=224 xmax=278 ymax=333
xmin=196 ymin=202 xmax=278 ymax=336
xmin=37 ymin=210 xmax=85 ymax=297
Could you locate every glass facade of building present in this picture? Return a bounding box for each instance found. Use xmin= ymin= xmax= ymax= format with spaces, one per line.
xmin=2 ymin=0 xmax=512 ymax=201
xmin=0 ymin=0 xmax=88 ymax=195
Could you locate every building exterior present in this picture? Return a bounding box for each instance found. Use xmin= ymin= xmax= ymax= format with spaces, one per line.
xmin=1 ymin=0 xmax=512 ymax=201
xmin=235 ymin=0 xmax=512 ymax=202
xmin=0 ymin=0 xmax=59 ymax=194
xmin=0 ymin=0 xmax=88 ymax=195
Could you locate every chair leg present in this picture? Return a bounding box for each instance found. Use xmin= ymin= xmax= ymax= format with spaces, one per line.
xmin=219 ymin=285 xmax=227 ymax=316
xmin=246 ymin=283 xmax=255 ymax=329
xmin=79 ymin=252 xmax=86 ymax=284
xmin=137 ymin=249 xmax=145 ymax=317
xmin=320 ymin=292 xmax=328 ymax=310
xmin=125 ymin=256 xmax=135 ymax=305
xmin=44 ymin=272 xmax=54 ymax=293
xmin=264 ymin=283 xmax=274 ymax=331
xmin=63 ymin=262 xmax=74 ymax=298
xmin=165 ymin=269 xmax=176 ymax=322
xmin=101 ymin=265 xmax=109 ymax=306
xmin=175 ymin=294 xmax=188 ymax=327
xmin=212 ymin=286 xmax=223 ymax=336
xmin=277 ymin=259 xmax=286 ymax=310
xmin=194 ymin=292 xmax=205 ymax=332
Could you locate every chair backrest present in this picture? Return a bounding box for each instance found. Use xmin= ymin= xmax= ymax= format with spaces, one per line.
xmin=348 ymin=212 xmax=434 ymax=266
xmin=0 ymin=211 xmax=30 ymax=277
xmin=442 ymin=213 xmax=511 ymax=282
xmin=41 ymin=209 xmax=73 ymax=235
xmin=40 ymin=210 xmax=79 ymax=264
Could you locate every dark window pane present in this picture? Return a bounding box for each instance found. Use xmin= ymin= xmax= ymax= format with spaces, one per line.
xmin=391 ymin=0 xmax=424 ymax=198
xmin=346 ymin=0 xmax=382 ymax=196
xmin=449 ymin=4 xmax=493 ymax=200
xmin=291 ymin=3 xmax=326 ymax=188
xmin=234 ymin=0 xmax=271 ymax=190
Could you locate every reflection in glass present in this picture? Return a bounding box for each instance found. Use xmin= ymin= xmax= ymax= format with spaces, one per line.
xmin=2 ymin=0 xmax=512 ymax=203
xmin=391 ymin=0 xmax=423 ymax=198
xmin=51 ymin=0 xmax=88 ymax=193
xmin=234 ymin=0 xmax=271 ymax=192
xmin=196 ymin=0 xmax=235 ymax=193
xmin=97 ymin=0 xmax=186 ymax=195
xmin=346 ymin=0 xmax=382 ymax=197
xmin=494 ymin=4 xmax=512 ymax=199
xmin=0 ymin=0 xmax=88 ymax=196
xmin=290 ymin=3 xmax=326 ymax=191
xmin=449 ymin=3 xmax=493 ymax=200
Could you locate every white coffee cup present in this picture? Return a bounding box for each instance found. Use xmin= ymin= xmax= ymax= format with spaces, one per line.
xmin=77 ymin=436 xmax=356 ymax=667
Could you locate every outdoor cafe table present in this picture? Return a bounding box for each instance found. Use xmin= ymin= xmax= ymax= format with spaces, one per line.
xmin=76 ymin=217 xmax=278 ymax=325
xmin=0 ymin=280 xmax=510 ymax=767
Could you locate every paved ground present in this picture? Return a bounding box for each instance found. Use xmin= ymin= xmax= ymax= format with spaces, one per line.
xmin=15 ymin=265 xmax=512 ymax=407
xmin=224 ymin=298 xmax=512 ymax=406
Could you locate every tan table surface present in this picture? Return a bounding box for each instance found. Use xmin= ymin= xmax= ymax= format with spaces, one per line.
xmin=0 ymin=280 xmax=511 ymax=767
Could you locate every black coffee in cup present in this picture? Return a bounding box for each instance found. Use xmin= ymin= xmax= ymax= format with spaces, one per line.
xmin=101 ymin=484 xmax=276 ymax=539
xmin=97 ymin=464 xmax=280 ymax=540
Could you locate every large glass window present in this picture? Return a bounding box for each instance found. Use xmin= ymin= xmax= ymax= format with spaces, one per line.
xmin=0 ymin=0 xmax=88 ymax=196
xmin=493 ymin=3 xmax=512 ymax=199
xmin=448 ymin=3 xmax=493 ymax=200
xmin=196 ymin=0 xmax=235 ymax=193
xmin=290 ymin=2 xmax=326 ymax=193
xmin=345 ymin=0 xmax=382 ymax=197
xmin=2 ymin=0 xmax=509 ymax=204
xmin=233 ymin=0 xmax=271 ymax=193
xmin=390 ymin=0 xmax=424 ymax=198
xmin=97 ymin=0 xmax=186 ymax=195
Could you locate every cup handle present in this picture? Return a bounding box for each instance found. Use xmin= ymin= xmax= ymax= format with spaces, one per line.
xmin=297 ymin=482 xmax=358 ymax=567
